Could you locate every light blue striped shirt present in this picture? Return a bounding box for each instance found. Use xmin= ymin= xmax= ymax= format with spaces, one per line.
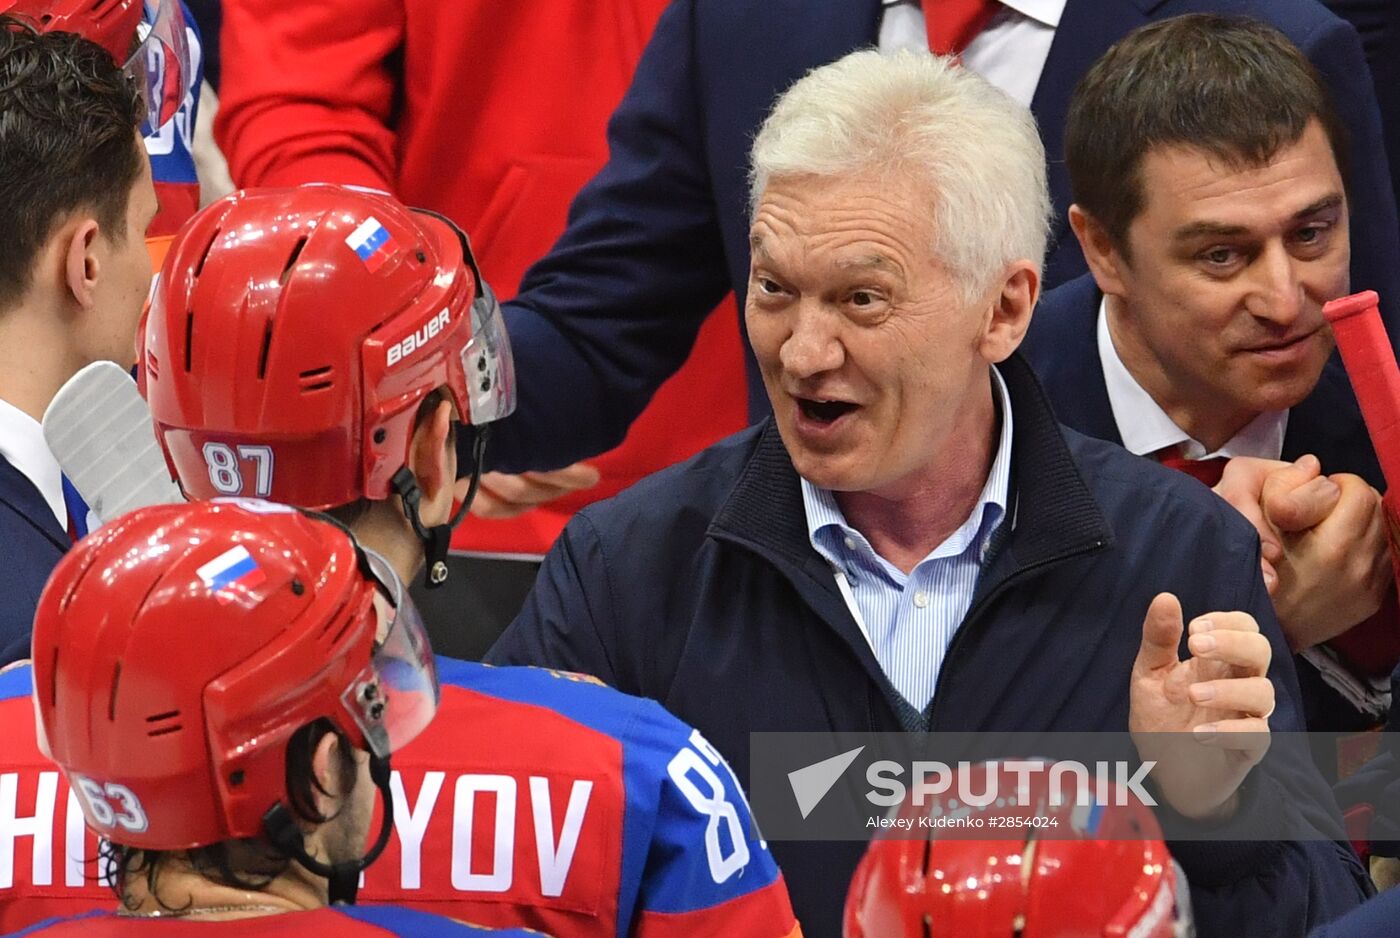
xmin=801 ymin=369 xmax=1014 ymax=712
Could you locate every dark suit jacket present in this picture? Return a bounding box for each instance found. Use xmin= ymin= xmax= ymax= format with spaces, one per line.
xmin=1022 ymin=273 xmax=1385 ymax=733
xmin=0 ymin=455 xmax=66 ymax=665
xmin=492 ymin=0 xmax=1400 ymax=473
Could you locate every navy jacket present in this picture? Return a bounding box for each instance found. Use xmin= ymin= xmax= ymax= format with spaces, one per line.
xmin=491 ymin=0 xmax=1400 ymax=473
xmin=490 ymin=354 xmax=1370 ymax=937
xmin=0 ymin=455 xmax=65 ymax=666
xmin=1310 ymin=883 xmax=1400 ymax=937
xmin=1022 ymin=273 xmax=1385 ymax=731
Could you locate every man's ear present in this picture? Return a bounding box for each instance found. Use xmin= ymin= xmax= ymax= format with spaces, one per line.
xmin=407 ymin=399 xmax=456 ymax=527
xmin=62 ymin=219 xmax=102 ymax=310
xmin=1069 ymin=205 xmax=1129 ymax=297
xmin=978 ymin=260 xmax=1039 ymax=363
xmin=309 ymin=731 xmax=348 ymax=819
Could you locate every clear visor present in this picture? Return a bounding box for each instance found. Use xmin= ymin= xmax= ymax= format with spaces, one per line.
xmin=461 ymin=280 xmax=517 ymax=425
xmin=123 ymin=0 xmax=190 ymax=136
xmin=341 ymin=548 xmax=440 ymax=758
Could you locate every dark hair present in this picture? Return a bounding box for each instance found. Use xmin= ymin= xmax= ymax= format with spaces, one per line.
xmin=1064 ymin=14 xmax=1349 ymax=257
xmin=323 ymin=386 xmax=456 ymax=527
xmin=102 ymin=718 xmax=360 ymax=912
xmin=0 ymin=15 xmax=144 ymax=307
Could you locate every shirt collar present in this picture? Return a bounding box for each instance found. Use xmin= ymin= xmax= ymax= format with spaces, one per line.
xmin=883 ymin=0 xmax=1063 ymax=28
xmin=1097 ymin=297 xmax=1287 ymax=460
xmin=800 ymin=368 xmax=1014 ymax=574
xmin=997 ymin=0 xmax=1065 ymax=28
xmin=0 ymin=396 xmax=66 ymax=529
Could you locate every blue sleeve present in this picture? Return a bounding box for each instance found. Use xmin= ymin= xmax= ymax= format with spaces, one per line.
xmin=1309 ymin=887 xmax=1400 ymax=937
xmin=1302 ymin=15 xmax=1400 ymax=352
xmin=624 ymin=700 xmax=788 ymax=923
xmin=487 ymin=0 xmax=733 ymax=472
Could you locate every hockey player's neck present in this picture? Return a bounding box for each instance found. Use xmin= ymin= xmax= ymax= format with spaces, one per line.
xmin=351 ymin=501 xmax=426 ymax=586
xmin=118 ymin=854 xmax=319 ymax=919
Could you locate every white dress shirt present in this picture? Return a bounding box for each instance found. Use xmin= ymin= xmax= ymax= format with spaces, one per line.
xmin=879 ymin=0 xmax=1066 ymax=108
xmin=0 ymin=396 xmax=67 ymax=530
xmin=801 ymin=369 xmax=1014 ymax=712
xmin=1098 ymin=298 xmax=1288 ymax=460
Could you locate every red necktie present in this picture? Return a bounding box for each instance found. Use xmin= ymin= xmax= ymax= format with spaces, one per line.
xmin=921 ymin=0 xmax=1003 ymax=57
xmin=1153 ymin=445 xmax=1229 ymax=488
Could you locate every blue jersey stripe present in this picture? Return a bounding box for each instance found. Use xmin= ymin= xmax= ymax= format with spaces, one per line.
xmin=0 ymin=661 xmax=34 ymax=702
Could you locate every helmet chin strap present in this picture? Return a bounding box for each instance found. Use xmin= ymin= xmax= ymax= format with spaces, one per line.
xmin=390 ymin=425 xmax=489 ymax=590
xmin=262 ymin=754 xmax=395 ymax=906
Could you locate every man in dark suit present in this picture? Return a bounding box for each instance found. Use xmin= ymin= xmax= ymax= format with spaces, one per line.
xmin=1020 ymin=15 xmax=1395 ymax=733
xmin=0 ymin=20 xmax=156 ymax=664
xmin=487 ymin=0 xmax=1400 ymax=478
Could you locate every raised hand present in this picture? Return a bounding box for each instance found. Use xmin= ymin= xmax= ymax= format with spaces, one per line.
xmin=1129 ymin=593 xmax=1273 ymax=821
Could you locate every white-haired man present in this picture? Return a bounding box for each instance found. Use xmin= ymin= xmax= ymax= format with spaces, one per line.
xmin=491 ymin=50 xmax=1369 ymax=937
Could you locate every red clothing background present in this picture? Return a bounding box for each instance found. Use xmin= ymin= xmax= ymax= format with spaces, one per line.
xmin=216 ymin=1 xmax=748 ymax=555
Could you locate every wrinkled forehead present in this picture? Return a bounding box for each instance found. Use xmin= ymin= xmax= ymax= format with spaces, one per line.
xmin=748 ymin=173 xmax=934 ymax=270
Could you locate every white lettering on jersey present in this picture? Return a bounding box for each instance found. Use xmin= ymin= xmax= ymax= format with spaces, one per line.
xmin=450 ymin=775 xmax=516 ymax=892
xmin=0 ymin=771 xmax=57 ymax=888
xmin=396 ymin=772 xmax=593 ymax=897
xmin=391 ymin=770 xmax=445 ymax=889
xmin=386 ymin=309 xmax=451 ymax=367
xmin=529 ymin=777 xmax=593 ymax=898
xmin=64 ymin=788 xmax=85 ymax=887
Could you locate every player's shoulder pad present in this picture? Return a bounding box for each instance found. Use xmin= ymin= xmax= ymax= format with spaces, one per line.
xmin=435 ymin=655 xmax=682 ymax=745
xmin=0 ymin=659 xmax=33 ymax=702
xmin=334 ymin=904 xmax=543 ymax=935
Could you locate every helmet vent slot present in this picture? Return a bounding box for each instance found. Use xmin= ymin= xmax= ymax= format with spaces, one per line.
xmin=193 ymin=227 xmax=220 ymax=278
xmin=145 ymin=351 xmax=160 ymax=381
xmin=257 ymin=320 xmax=274 ymax=379
xmin=280 ymin=236 xmax=309 ymax=286
xmin=145 ymin=712 xmax=183 ymax=738
xmin=298 ymin=365 xmax=335 ymax=393
xmin=107 ymin=661 xmax=122 ymax=722
xmin=183 ymin=311 xmax=194 ymax=371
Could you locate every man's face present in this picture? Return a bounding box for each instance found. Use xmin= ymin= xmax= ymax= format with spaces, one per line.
xmin=1105 ymin=120 xmax=1349 ymax=430
xmin=87 ymin=139 xmax=158 ymax=370
xmin=746 ymin=171 xmax=998 ymax=496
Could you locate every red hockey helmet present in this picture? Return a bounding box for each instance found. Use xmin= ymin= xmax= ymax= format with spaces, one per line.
xmin=2 ymin=0 xmax=188 ymax=134
xmin=30 ymin=500 xmax=439 ymax=853
xmin=844 ymin=761 xmax=1192 ymax=938
xmin=1 ymin=0 xmax=140 ymax=62
xmin=143 ymin=184 xmax=515 ymax=513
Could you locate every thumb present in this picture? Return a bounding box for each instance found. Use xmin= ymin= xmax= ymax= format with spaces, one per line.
xmin=1136 ymin=592 xmax=1184 ymax=674
xmin=1262 ymin=456 xmax=1338 ymax=532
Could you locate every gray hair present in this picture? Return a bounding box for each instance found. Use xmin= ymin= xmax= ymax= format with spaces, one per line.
xmin=749 ymin=49 xmax=1050 ymax=301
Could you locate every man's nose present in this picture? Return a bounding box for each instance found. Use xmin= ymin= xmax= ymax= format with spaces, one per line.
xmin=1244 ymin=242 xmax=1305 ymax=327
xmin=779 ymin=301 xmax=845 ymax=378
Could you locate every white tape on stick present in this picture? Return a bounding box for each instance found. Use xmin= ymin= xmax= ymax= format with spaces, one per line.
xmin=42 ymin=361 xmax=185 ymax=525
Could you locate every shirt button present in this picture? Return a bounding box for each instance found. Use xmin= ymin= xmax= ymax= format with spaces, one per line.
xmin=913 ymin=591 xmax=929 ymax=608
xmin=844 ymin=536 xmax=857 ymax=551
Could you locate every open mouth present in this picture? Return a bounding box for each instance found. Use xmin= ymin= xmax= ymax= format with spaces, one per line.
xmin=797 ymin=398 xmax=858 ymax=425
